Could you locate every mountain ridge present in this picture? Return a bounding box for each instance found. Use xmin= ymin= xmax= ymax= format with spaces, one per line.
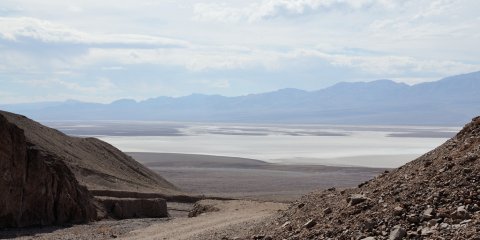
xmin=2 ymin=71 xmax=480 ymax=125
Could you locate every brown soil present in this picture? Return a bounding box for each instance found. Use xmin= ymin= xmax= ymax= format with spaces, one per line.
xmin=233 ymin=116 xmax=480 ymax=239
xmin=122 ymin=200 xmax=287 ymax=240
xmin=131 ymin=152 xmax=385 ymax=202
xmin=0 ymin=200 xmax=286 ymax=240
xmin=0 ymin=218 xmax=168 ymax=240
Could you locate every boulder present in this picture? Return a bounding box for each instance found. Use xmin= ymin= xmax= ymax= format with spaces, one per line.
xmin=188 ymin=202 xmax=220 ymax=218
xmin=348 ymin=194 xmax=368 ymax=206
xmin=389 ymin=226 xmax=406 ymax=240
xmin=96 ymin=197 xmax=168 ymax=219
xmin=303 ymin=219 xmax=317 ymax=229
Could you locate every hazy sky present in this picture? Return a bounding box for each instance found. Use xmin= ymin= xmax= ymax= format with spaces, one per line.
xmin=1 ymin=0 xmax=479 ymax=103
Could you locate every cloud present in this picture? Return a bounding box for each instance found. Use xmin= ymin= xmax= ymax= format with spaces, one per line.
xmin=193 ymin=3 xmax=245 ymax=23
xmin=1 ymin=1 xmax=479 ymax=104
xmin=413 ymin=0 xmax=457 ymax=19
xmin=194 ymin=79 xmax=231 ymax=89
xmin=15 ymin=78 xmax=117 ymax=94
xmin=0 ymin=90 xmax=14 ymax=99
xmin=101 ymin=66 xmax=125 ymax=71
xmin=194 ymin=0 xmax=400 ymax=22
xmin=67 ymin=5 xmax=83 ymax=13
xmin=69 ymin=45 xmax=480 ymax=77
xmin=368 ymin=0 xmax=476 ymax=41
xmin=72 ymin=47 xmax=282 ymax=71
xmin=0 ymin=17 xmax=190 ymax=48
xmin=0 ymin=50 xmax=43 ymax=74
xmin=291 ymin=49 xmax=480 ymax=75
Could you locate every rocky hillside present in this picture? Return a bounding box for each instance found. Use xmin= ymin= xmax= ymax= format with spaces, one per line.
xmin=0 ymin=110 xmax=177 ymax=194
xmin=0 ymin=111 xmax=178 ymax=227
xmin=0 ymin=113 xmax=96 ymax=227
xmin=248 ymin=116 xmax=480 ymax=239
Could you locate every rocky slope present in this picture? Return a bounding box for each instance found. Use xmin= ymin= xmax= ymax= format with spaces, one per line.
xmin=0 ymin=110 xmax=178 ymax=194
xmin=247 ymin=116 xmax=480 ymax=239
xmin=0 ymin=113 xmax=96 ymax=227
xmin=0 ymin=111 xmax=178 ymax=227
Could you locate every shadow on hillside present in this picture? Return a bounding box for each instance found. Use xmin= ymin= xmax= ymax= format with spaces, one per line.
xmin=0 ymin=225 xmax=74 ymax=239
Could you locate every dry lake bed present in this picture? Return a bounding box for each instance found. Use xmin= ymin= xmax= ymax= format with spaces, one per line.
xmin=45 ymin=121 xmax=457 ymax=200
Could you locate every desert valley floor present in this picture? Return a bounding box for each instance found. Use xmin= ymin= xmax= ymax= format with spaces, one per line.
xmin=0 ymin=120 xmax=461 ymax=239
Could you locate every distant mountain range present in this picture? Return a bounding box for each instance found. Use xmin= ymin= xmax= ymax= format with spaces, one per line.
xmin=2 ymin=71 xmax=480 ymax=125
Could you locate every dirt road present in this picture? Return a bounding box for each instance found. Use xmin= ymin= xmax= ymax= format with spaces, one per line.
xmin=122 ymin=200 xmax=287 ymax=240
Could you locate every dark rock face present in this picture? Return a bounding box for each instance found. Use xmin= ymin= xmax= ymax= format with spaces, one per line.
xmin=0 ymin=113 xmax=26 ymax=227
xmin=0 ymin=111 xmax=179 ymax=228
xmin=0 ymin=110 xmax=178 ymax=195
xmin=0 ymin=114 xmax=96 ymax=228
xmin=96 ymin=197 xmax=168 ymax=219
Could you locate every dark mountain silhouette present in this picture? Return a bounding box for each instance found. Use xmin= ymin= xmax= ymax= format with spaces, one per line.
xmin=2 ymin=71 xmax=480 ymax=125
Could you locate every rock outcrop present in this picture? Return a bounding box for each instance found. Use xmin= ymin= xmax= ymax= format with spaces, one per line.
xmin=0 ymin=114 xmax=96 ymax=227
xmin=247 ymin=116 xmax=480 ymax=239
xmin=96 ymin=197 xmax=168 ymax=219
xmin=0 ymin=111 xmax=178 ymax=195
xmin=0 ymin=110 xmax=179 ymax=228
